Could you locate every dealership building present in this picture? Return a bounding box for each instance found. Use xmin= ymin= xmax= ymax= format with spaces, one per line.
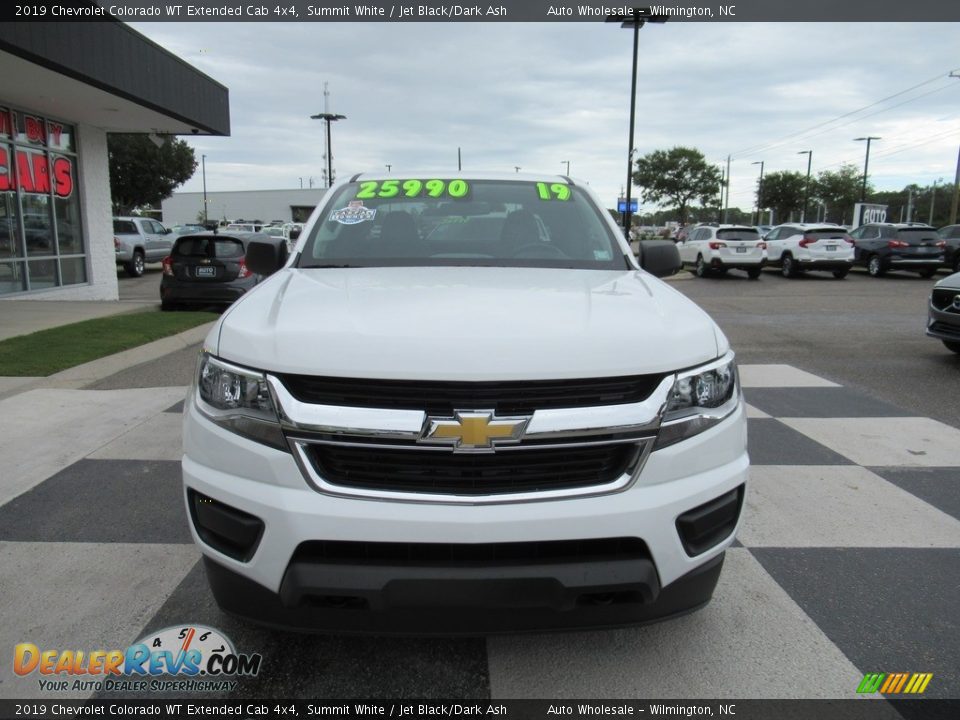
xmin=162 ymin=188 xmax=327 ymax=227
xmin=0 ymin=22 xmax=229 ymax=300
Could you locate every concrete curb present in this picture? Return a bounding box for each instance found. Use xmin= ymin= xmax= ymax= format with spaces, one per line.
xmin=0 ymin=321 xmax=215 ymax=401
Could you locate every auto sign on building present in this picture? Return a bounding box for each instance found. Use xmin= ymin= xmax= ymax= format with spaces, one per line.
xmin=0 ymin=23 xmax=229 ymax=299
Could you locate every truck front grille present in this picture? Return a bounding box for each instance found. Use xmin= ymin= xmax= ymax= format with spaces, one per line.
xmin=932 ymin=288 xmax=960 ymax=311
xmin=305 ymin=442 xmax=644 ymax=496
xmin=277 ymin=373 xmax=666 ymax=414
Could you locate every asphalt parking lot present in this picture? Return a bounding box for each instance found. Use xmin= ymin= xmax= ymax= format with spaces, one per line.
xmin=1 ymin=265 xmax=956 ymax=703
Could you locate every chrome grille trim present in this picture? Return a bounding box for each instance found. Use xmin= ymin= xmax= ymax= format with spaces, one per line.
xmin=289 ymin=437 xmax=655 ymax=506
xmin=268 ymin=372 xmax=673 ymax=504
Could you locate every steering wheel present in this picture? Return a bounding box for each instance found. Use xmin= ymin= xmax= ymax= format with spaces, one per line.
xmin=510 ymin=243 xmax=568 ymax=259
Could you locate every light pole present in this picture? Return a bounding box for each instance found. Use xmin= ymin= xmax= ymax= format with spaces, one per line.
xmin=385 ymin=164 xmax=392 ymax=173
xmin=751 ymin=160 xmax=764 ymax=225
xmin=949 ymin=71 xmax=960 ymax=224
xmin=201 ymin=154 xmax=208 ymax=225
xmin=607 ymin=9 xmax=668 ymax=233
xmin=929 ymin=179 xmax=938 ymax=225
xmin=854 ymin=136 xmax=881 ymax=202
xmin=514 ymin=166 xmax=521 ymax=173
xmin=798 ymin=150 xmax=812 ymax=222
xmin=562 ymin=160 xmax=570 ymax=176
xmin=310 ymin=112 xmax=346 ymax=188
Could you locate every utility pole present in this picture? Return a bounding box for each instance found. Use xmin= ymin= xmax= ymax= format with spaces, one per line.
xmin=458 ymin=147 xmax=462 ymax=171
xmin=929 ymin=179 xmax=938 ymax=225
xmin=722 ymin=154 xmax=731 ymax=223
xmin=201 ymin=154 xmax=208 ymax=225
xmin=950 ymin=71 xmax=960 ymax=224
xmin=798 ymin=150 xmax=812 ymax=223
xmin=906 ymin=188 xmax=914 ymax=223
xmin=751 ymin=160 xmax=764 ymax=225
xmin=855 ymin=136 xmax=881 ymax=201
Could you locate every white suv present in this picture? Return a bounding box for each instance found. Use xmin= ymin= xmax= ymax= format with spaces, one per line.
xmin=678 ymin=224 xmax=766 ymax=279
xmin=181 ymin=173 xmax=748 ymax=634
xmin=764 ymin=223 xmax=855 ymax=279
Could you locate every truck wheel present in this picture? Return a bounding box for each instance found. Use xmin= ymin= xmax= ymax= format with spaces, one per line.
xmin=126 ymin=250 xmax=145 ymax=278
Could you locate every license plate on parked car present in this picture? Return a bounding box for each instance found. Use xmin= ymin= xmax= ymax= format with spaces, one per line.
xmin=825 ymin=245 xmax=836 ymax=251
xmin=736 ymin=247 xmax=747 ymax=253
xmin=195 ymin=266 xmax=216 ymax=277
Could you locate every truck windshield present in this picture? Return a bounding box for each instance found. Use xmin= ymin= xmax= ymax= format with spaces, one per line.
xmin=298 ymin=179 xmax=629 ymax=270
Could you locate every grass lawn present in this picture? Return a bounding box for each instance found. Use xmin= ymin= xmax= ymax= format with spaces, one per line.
xmin=0 ymin=310 xmax=219 ymax=377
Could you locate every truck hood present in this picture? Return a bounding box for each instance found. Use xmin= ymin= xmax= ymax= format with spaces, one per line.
xmin=213 ymin=267 xmax=721 ymax=380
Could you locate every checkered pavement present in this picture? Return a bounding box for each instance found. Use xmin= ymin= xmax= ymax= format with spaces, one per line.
xmin=0 ymin=365 xmax=957 ymax=701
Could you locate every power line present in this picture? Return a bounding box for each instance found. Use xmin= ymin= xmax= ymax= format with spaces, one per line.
xmin=730 ymin=70 xmax=959 ymax=158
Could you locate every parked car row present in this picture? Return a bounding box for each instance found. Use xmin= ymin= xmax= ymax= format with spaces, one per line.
xmin=115 ymin=217 xmax=304 ymax=277
xmin=677 ymin=222 xmax=949 ymax=280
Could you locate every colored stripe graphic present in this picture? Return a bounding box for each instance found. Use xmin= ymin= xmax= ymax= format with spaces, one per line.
xmin=858 ymin=672 xmax=932 ymax=694
xmin=857 ymin=673 xmax=885 ymax=693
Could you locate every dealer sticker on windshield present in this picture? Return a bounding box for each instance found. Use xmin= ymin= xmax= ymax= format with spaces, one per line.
xmin=331 ymin=203 xmax=377 ymax=225
xmin=355 ymin=179 xmax=470 ymax=199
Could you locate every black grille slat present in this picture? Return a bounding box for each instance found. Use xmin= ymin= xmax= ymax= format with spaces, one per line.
xmin=292 ymin=537 xmax=650 ymax=566
xmin=310 ymin=443 xmax=639 ymax=495
xmin=279 ymin=374 xmax=665 ymax=413
xmin=932 ymin=288 xmax=959 ymax=311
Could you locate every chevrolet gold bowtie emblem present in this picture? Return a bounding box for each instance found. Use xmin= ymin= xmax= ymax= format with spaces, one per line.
xmin=420 ymin=411 xmax=530 ymax=450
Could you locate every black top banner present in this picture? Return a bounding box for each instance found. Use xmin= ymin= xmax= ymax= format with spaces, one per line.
xmin=4 ymin=0 xmax=960 ymax=22
xmin=1 ymin=699 xmax=959 ymax=720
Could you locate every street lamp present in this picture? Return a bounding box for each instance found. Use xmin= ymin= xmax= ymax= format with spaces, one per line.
xmin=798 ymin=150 xmax=812 ymax=222
xmin=607 ymin=9 xmax=668 ymax=233
xmin=561 ymin=160 xmax=570 ymax=176
xmin=310 ymin=112 xmax=346 ymax=188
xmin=385 ymin=164 xmax=392 ymax=173
xmin=201 ymin=154 xmax=208 ymax=225
xmin=854 ymin=136 xmax=881 ymax=202
xmin=514 ymin=166 xmax=522 ymax=173
xmin=751 ymin=160 xmax=764 ymax=225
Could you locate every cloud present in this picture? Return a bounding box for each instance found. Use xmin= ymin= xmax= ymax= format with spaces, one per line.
xmin=133 ymin=20 xmax=960 ymax=213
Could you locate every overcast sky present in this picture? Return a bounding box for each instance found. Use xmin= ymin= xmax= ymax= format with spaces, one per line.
xmin=132 ymin=21 xmax=960 ymax=214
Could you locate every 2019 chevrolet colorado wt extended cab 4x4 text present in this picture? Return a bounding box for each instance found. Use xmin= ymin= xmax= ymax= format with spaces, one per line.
xmin=181 ymin=172 xmax=749 ymax=634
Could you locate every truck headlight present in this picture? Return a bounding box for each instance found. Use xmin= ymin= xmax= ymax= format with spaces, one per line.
xmin=655 ymin=355 xmax=739 ymax=449
xmin=195 ymin=353 xmax=287 ymax=450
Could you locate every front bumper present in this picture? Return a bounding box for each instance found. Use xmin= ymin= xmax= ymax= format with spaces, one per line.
xmin=181 ymin=389 xmax=749 ymax=633
xmin=202 ymin=548 xmax=726 ymax=635
xmin=926 ymin=301 xmax=960 ymax=341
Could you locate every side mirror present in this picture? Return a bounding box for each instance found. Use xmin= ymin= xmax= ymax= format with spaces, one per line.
xmin=638 ymin=240 xmax=681 ymax=278
xmin=246 ymin=240 xmax=288 ymax=277
xmin=288 ymin=227 xmax=302 ymax=240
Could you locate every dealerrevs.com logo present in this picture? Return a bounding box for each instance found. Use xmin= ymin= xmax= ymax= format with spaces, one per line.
xmin=14 ymin=625 xmax=263 ymax=693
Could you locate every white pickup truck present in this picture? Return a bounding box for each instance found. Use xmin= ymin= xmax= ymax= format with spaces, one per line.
xmin=181 ymin=172 xmax=748 ymax=633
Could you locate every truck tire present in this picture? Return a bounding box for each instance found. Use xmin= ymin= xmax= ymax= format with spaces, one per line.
xmin=126 ymin=249 xmax=145 ymax=278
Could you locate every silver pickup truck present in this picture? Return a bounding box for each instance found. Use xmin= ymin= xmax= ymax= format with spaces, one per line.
xmin=114 ymin=216 xmax=173 ymax=277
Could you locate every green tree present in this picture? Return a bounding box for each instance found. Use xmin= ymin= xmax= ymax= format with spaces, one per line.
xmin=632 ymin=147 xmax=723 ymax=224
xmin=108 ymin=134 xmax=197 ymax=215
xmin=758 ymin=171 xmax=806 ymax=223
xmin=813 ymin=164 xmax=867 ymax=225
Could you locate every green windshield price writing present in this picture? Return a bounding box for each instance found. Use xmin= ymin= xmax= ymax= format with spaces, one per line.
xmin=535 ymin=182 xmax=572 ymax=201
xmin=356 ymin=179 xmax=470 ymax=200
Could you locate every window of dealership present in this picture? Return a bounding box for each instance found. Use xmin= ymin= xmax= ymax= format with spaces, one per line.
xmin=0 ymin=104 xmax=85 ymax=295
